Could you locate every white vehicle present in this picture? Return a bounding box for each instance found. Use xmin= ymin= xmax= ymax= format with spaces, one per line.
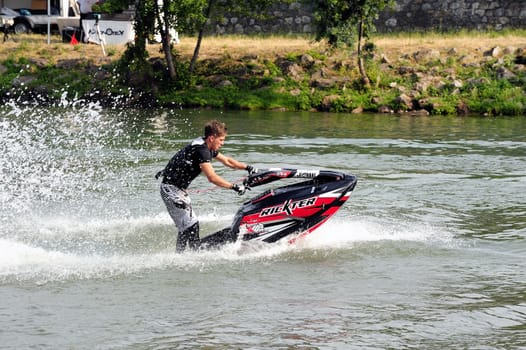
xmin=0 ymin=0 xmax=69 ymax=34
xmin=0 ymin=7 xmax=15 ymax=31
xmin=13 ymin=8 xmax=60 ymax=34
xmin=152 ymin=27 xmax=179 ymax=44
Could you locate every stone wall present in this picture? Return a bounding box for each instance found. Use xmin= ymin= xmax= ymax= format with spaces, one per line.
xmin=211 ymin=2 xmax=314 ymax=35
xmin=377 ymin=0 xmax=526 ymax=31
xmin=210 ymin=0 xmax=525 ymax=35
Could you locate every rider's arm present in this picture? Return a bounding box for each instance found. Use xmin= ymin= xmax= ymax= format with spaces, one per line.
xmin=215 ymin=153 xmax=247 ymax=170
xmin=200 ymin=162 xmax=234 ymax=189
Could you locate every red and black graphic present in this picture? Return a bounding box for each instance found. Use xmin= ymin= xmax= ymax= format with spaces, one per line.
xmin=199 ymin=168 xmax=357 ymax=249
xmin=259 ymin=197 xmax=317 ymax=217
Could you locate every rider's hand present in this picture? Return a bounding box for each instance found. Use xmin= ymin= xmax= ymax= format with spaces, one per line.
xmin=232 ymin=183 xmax=248 ymax=195
xmin=246 ymin=165 xmax=258 ymax=175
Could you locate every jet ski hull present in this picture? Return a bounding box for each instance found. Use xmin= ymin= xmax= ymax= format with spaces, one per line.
xmin=199 ymin=169 xmax=357 ymax=249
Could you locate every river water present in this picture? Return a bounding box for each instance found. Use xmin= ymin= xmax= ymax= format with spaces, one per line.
xmin=1 ymin=101 xmax=525 ymax=349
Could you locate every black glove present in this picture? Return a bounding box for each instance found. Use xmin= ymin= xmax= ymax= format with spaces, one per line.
xmin=232 ymin=183 xmax=248 ymax=195
xmin=246 ymin=165 xmax=258 ymax=175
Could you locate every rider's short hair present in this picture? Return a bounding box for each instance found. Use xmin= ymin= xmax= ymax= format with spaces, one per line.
xmin=204 ymin=120 xmax=228 ymax=138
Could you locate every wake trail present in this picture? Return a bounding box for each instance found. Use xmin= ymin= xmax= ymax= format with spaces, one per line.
xmin=0 ymin=215 xmax=456 ymax=284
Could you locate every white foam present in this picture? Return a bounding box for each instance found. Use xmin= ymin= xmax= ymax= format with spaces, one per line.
xmin=0 ymin=102 xmax=131 ymax=217
xmin=0 ymin=101 xmax=460 ymax=284
xmin=296 ymin=216 xmax=456 ymax=249
xmin=0 ymin=214 xmax=457 ymax=284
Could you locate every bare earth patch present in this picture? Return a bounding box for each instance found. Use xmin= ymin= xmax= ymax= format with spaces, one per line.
xmin=2 ymin=32 xmax=524 ymax=65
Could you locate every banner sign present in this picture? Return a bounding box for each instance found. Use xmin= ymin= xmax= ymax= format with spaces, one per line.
xmin=82 ymin=20 xmax=134 ymax=45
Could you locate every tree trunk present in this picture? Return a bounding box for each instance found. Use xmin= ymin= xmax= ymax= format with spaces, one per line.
xmin=156 ymin=0 xmax=176 ymax=80
xmin=162 ymin=20 xmax=176 ymax=80
xmin=357 ymin=18 xmax=370 ymax=88
xmin=132 ymin=0 xmax=147 ymax=58
xmin=190 ymin=0 xmax=215 ymax=74
xmin=189 ymin=28 xmax=204 ymax=74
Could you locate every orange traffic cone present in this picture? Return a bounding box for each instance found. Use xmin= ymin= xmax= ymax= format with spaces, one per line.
xmin=70 ymin=33 xmax=79 ymax=45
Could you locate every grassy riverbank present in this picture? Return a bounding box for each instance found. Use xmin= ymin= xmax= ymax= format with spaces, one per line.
xmin=1 ymin=31 xmax=525 ymax=115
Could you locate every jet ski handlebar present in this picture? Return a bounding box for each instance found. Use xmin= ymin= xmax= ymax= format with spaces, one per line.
xmin=244 ymin=168 xmax=347 ymax=188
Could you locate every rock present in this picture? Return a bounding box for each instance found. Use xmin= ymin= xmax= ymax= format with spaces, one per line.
xmin=452 ymin=79 xmax=463 ymax=88
xmin=408 ymin=109 xmax=430 ymax=116
xmin=310 ymin=67 xmax=345 ymax=88
xmin=378 ymin=105 xmax=393 ymax=113
xmin=467 ymin=77 xmax=490 ymax=88
xmin=56 ymin=59 xmax=83 ymax=70
xmin=320 ymin=95 xmax=340 ymax=111
xmin=12 ymin=75 xmax=36 ymax=87
xmin=241 ymin=54 xmax=259 ymax=60
xmin=351 ymin=106 xmax=363 ymax=114
xmin=371 ymin=96 xmax=381 ymax=105
xmin=417 ymin=98 xmax=431 ymax=109
xmin=416 ymin=75 xmax=447 ymax=93
xmin=459 ymin=55 xmax=480 ymax=67
xmin=93 ymin=69 xmax=111 ymax=81
xmin=28 ymin=58 xmax=49 ymax=69
xmin=150 ymin=58 xmax=165 ymax=72
xmin=457 ymin=101 xmax=470 ymax=115
xmin=398 ymin=66 xmax=416 ymax=75
xmin=484 ymin=46 xmax=502 ymax=57
xmin=395 ymin=93 xmax=414 ymax=110
xmin=443 ymin=68 xmax=456 ymax=76
xmin=417 ymin=98 xmax=445 ymax=113
xmin=289 ymin=89 xmax=301 ymax=96
xmin=414 ymin=80 xmax=430 ymax=93
xmin=300 ymin=54 xmax=315 ymax=69
xmin=217 ymin=80 xmax=233 ymax=87
xmin=127 ymin=71 xmax=148 ymax=87
xmin=311 ymin=67 xmax=331 ymax=79
xmin=286 ymin=63 xmax=304 ymax=81
xmin=310 ymin=77 xmax=335 ymax=88
xmin=413 ymin=49 xmax=440 ymax=63
xmin=496 ymin=67 xmax=516 ymax=80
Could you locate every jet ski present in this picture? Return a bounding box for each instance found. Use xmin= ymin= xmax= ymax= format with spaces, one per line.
xmin=199 ymin=168 xmax=357 ymax=249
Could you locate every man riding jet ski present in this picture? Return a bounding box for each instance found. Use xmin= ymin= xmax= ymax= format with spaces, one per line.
xmin=157 ymin=119 xmax=357 ymax=252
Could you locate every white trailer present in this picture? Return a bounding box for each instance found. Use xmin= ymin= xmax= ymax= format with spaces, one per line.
xmin=0 ymin=0 xmax=77 ymax=34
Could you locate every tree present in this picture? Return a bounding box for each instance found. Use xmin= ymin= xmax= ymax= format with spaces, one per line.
xmin=153 ymin=0 xmax=209 ymax=80
xmin=189 ymin=0 xmax=288 ymax=74
xmin=189 ymin=0 xmax=216 ymax=74
xmin=118 ymin=0 xmax=291 ymax=84
xmin=93 ymin=0 xmax=154 ymax=82
xmin=313 ymin=0 xmax=395 ymax=88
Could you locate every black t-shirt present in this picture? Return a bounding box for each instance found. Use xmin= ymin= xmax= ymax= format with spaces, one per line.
xmin=162 ymin=137 xmax=218 ymax=189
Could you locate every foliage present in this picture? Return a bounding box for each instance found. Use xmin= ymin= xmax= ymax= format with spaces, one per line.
xmin=0 ymin=59 xmax=20 ymax=91
xmin=117 ymin=42 xmax=153 ymax=80
xmin=121 ymin=0 xmax=291 ymax=82
xmin=312 ymin=0 xmax=395 ymax=87
xmin=312 ymin=0 xmax=395 ymax=48
xmin=465 ymin=80 xmax=525 ymax=116
xmin=1 ymin=30 xmax=525 ymax=116
xmin=92 ymin=0 xmax=132 ymax=14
